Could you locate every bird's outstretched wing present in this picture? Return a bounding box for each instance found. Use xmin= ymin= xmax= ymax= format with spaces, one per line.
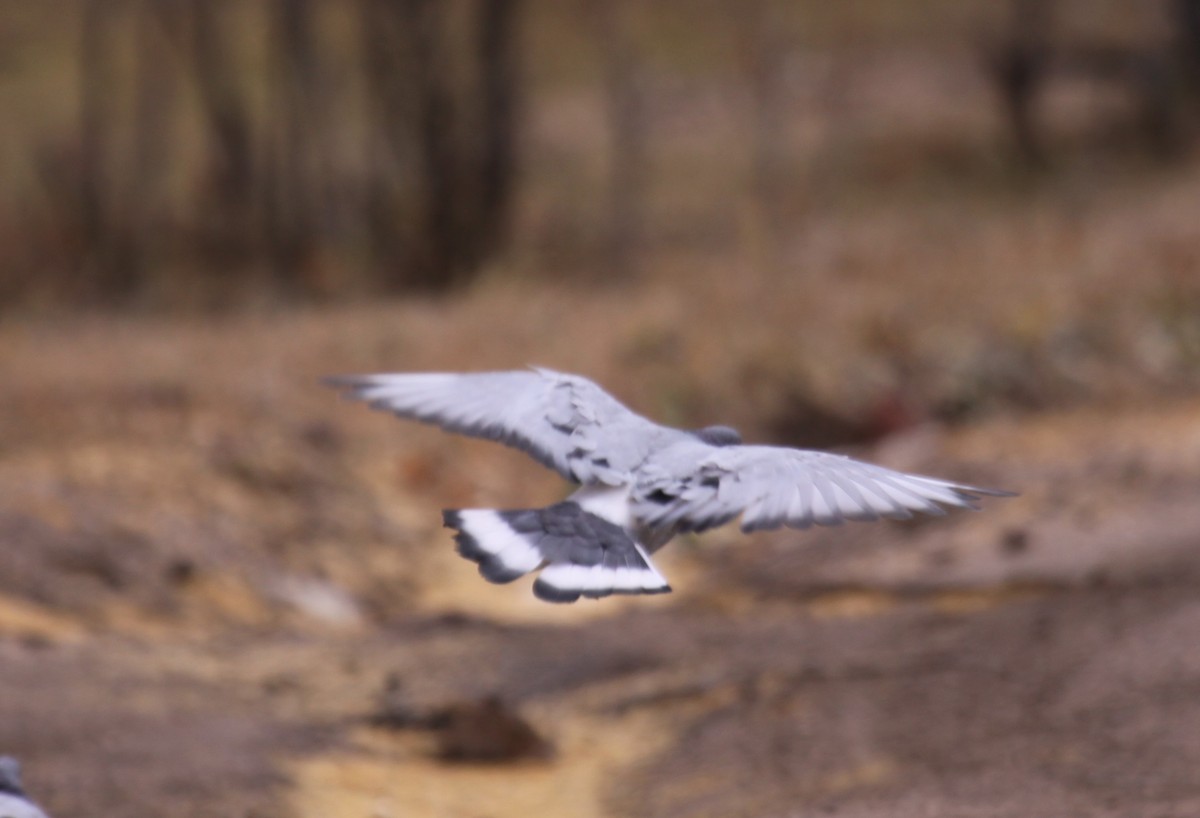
xmin=634 ymin=443 xmax=1013 ymax=533
xmin=325 ymin=368 xmax=683 ymax=484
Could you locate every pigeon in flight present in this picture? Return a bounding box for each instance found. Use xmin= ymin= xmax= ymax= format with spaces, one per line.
xmin=327 ymin=368 xmax=1012 ymax=603
xmin=0 ymin=757 xmax=52 ymax=818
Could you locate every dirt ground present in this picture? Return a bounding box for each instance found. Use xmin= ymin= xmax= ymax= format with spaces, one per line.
xmin=2 ymin=296 xmax=1200 ymax=818
xmin=4 ymin=1 xmax=1200 ymax=814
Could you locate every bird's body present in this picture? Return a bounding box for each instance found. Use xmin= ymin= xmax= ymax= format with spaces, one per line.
xmin=328 ymin=368 xmax=1012 ymax=602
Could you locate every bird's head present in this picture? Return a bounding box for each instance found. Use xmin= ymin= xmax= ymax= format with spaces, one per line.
xmin=692 ymin=425 xmax=743 ymax=447
xmin=0 ymin=756 xmax=25 ymax=796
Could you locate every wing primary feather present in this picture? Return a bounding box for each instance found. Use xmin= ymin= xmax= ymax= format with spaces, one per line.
xmin=809 ymin=474 xmax=844 ymax=526
xmin=826 ymin=473 xmax=879 ymax=522
xmin=326 ymin=369 xmax=683 ymax=483
xmin=870 ymin=474 xmax=947 ymax=515
xmin=786 ymin=480 xmax=815 ymax=529
xmin=843 ymin=470 xmax=910 ymax=518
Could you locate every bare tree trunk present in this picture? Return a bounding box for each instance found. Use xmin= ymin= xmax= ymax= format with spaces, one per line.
xmin=473 ymin=0 xmax=521 ymax=262
xmin=992 ymin=0 xmax=1054 ymax=165
xmin=405 ymin=0 xmax=460 ymax=289
xmin=267 ymin=0 xmax=320 ymax=292
xmin=123 ymin=0 xmax=183 ymax=287
xmin=78 ymin=0 xmax=122 ymax=297
xmin=595 ymin=0 xmax=645 ymax=280
xmin=188 ymin=0 xmax=256 ymax=261
xmin=360 ymin=0 xmax=521 ymax=293
xmin=362 ymin=0 xmax=458 ymax=292
xmin=1178 ymin=0 xmax=1200 ymax=87
xmin=742 ymin=0 xmax=787 ymax=268
xmin=1131 ymin=52 xmax=1182 ymax=158
xmin=360 ymin=0 xmax=404 ymax=278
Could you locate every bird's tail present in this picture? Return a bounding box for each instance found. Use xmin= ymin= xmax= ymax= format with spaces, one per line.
xmin=442 ymin=502 xmax=671 ymax=603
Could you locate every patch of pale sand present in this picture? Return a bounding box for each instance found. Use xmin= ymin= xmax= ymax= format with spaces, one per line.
xmin=820 ymin=757 xmax=899 ymax=794
xmin=697 ymin=582 xmax=1049 ymax=621
xmin=290 ymin=705 xmax=902 ymax=815
xmin=176 ymin=572 xmax=277 ymax=626
xmin=806 ymin=588 xmax=897 ymax=619
xmin=82 ymin=573 xmax=276 ymax=640
xmin=287 ymin=706 xmax=681 ymax=818
xmin=941 ymin=398 xmax=1200 ymax=474
xmin=926 ymin=586 xmax=1048 ymax=615
xmin=0 ymin=593 xmax=84 ymax=642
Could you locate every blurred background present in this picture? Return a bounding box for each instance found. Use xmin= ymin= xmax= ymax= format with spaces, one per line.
xmin=2 ymin=1 xmax=1200 ymax=816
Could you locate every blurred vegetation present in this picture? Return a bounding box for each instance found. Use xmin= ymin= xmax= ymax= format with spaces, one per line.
xmin=2 ymin=0 xmax=521 ymax=307
xmin=0 ymin=0 xmax=1197 ymax=310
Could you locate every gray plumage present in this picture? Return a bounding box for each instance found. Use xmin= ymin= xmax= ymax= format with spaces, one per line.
xmin=326 ymin=368 xmax=682 ymax=486
xmin=328 ymin=368 xmax=1013 ymax=601
xmin=446 ymin=504 xmax=665 ymax=603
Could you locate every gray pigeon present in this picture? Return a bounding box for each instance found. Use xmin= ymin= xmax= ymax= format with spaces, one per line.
xmin=0 ymin=757 xmax=51 ymax=818
xmin=328 ymin=368 xmax=1013 ymax=603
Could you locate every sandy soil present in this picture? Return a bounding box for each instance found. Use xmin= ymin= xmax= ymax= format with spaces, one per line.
xmin=2 ymin=298 xmax=1200 ymax=818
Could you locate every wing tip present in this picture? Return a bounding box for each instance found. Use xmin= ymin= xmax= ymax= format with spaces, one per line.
xmin=321 ymin=374 xmax=379 ymax=395
xmin=969 ymin=487 xmax=1019 ymax=498
xmin=733 ymin=481 xmax=1013 ymax=532
xmin=320 ymin=374 xmax=352 ymax=388
xmin=950 ymin=485 xmax=1019 ymax=507
xmin=913 ymin=474 xmax=1016 ymax=499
